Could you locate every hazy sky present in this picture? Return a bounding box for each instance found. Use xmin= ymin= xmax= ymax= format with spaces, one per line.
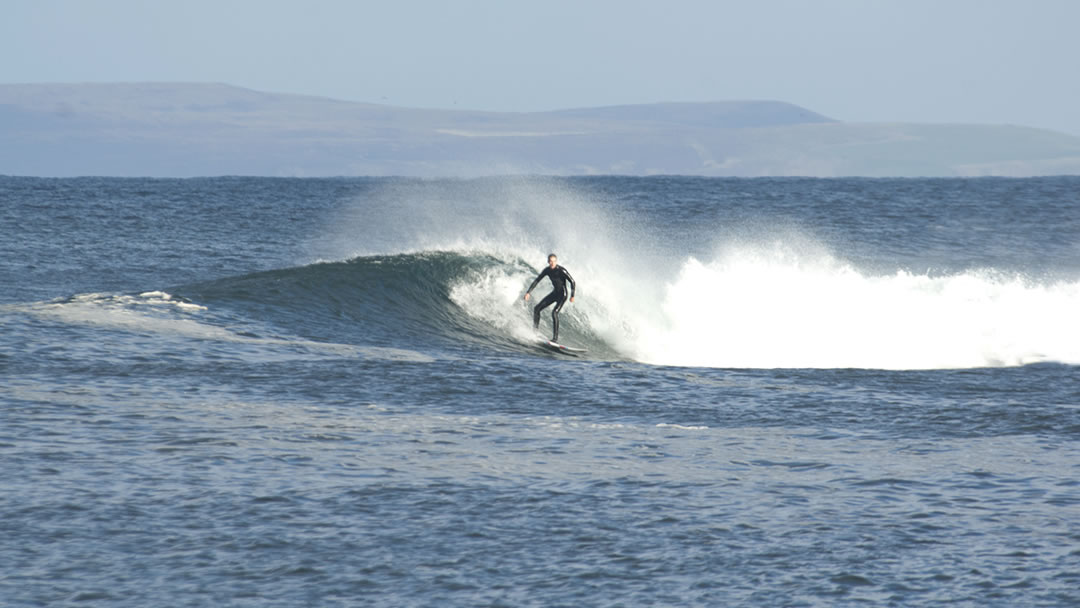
xmin=4 ymin=0 xmax=1079 ymax=134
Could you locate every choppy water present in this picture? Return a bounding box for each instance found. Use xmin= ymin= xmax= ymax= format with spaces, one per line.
xmin=2 ymin=175 xmax=1079 ymax=606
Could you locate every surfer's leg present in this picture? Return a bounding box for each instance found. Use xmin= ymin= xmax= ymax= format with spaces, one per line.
xmin=533 ymin=292 xmax=558 ymax=330
xmin=551 ymin=296 xmax=567 ymax=342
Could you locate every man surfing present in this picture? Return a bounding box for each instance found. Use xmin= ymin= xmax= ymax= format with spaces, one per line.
xmin=524 ymin=253 xmax=576 ymax=343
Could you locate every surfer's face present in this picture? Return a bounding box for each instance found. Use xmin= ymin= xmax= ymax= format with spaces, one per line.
xmin=548 ymin=256 xmax=557 ymax=268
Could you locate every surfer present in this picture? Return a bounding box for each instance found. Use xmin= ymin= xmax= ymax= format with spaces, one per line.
xmin=524 ymin=254 xmax=576 ymax=342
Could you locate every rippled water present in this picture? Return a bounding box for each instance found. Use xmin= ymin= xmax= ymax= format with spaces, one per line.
xmin=2 ymin=176 xmax=1079 ymax=606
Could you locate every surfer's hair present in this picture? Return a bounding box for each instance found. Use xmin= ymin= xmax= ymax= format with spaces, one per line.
xmin=548 ymin=253 xmax=557 ymax=261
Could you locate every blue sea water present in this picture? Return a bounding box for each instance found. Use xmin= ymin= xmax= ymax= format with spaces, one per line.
xmin=2 ymin=175 xmax=1079 ymax=606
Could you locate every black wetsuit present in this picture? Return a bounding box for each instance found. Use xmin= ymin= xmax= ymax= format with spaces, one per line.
xmin=526 ymin=265 xmax=576 ymax=342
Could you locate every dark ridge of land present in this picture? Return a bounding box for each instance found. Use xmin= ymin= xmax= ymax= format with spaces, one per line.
xmin=2 ymin=82 xmax=1078 ymax=177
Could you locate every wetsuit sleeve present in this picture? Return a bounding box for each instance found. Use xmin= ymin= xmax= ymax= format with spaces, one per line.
xmin=564 ymin=268 xmax=576 ymax=297
xmin=526 ymin=267 xmax=549 ymax=294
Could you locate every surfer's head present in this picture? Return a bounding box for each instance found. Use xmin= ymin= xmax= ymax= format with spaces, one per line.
xmin=547 ymin=254 xmax=557 ymax=268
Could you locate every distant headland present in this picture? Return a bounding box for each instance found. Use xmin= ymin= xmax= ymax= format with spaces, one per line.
xmin=2 ymin=82 xmax=1078 ymax=177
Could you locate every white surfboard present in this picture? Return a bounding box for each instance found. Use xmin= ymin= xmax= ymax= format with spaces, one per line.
xmin=542 ymin=339 xmax=587 ymax=354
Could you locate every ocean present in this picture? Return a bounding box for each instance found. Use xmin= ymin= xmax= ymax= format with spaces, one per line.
xmin=2 ymin=175 xmax=1078 ymax=606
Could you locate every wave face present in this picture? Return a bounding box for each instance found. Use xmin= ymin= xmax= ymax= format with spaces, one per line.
xmin=179 ymin=252 xmax=586 ymax=356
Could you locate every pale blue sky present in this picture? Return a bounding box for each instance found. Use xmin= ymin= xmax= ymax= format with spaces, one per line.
xmin=4 ymin=0 xmax=1079 ymax=134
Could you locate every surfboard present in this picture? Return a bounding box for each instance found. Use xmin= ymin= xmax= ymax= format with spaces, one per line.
xmin=542 ymin=339 xmax=587 ymax=354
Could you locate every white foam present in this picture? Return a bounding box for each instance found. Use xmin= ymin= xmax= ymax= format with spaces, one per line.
xmin=656 ymin=423 xmax=710 ymax=431
xmin=448 ymin=265 xmax=539 ymax=343
xmin=137 ymin=290 xmax=208 ymax=311
xmin=621 ymin=248 xmax=1080 ymax=369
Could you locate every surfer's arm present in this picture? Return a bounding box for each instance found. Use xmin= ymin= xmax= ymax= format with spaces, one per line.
xmin=564 ymin=268 xmax=576 ymax=298
xmin=524 ymin=268 xmax=548 ymax=299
